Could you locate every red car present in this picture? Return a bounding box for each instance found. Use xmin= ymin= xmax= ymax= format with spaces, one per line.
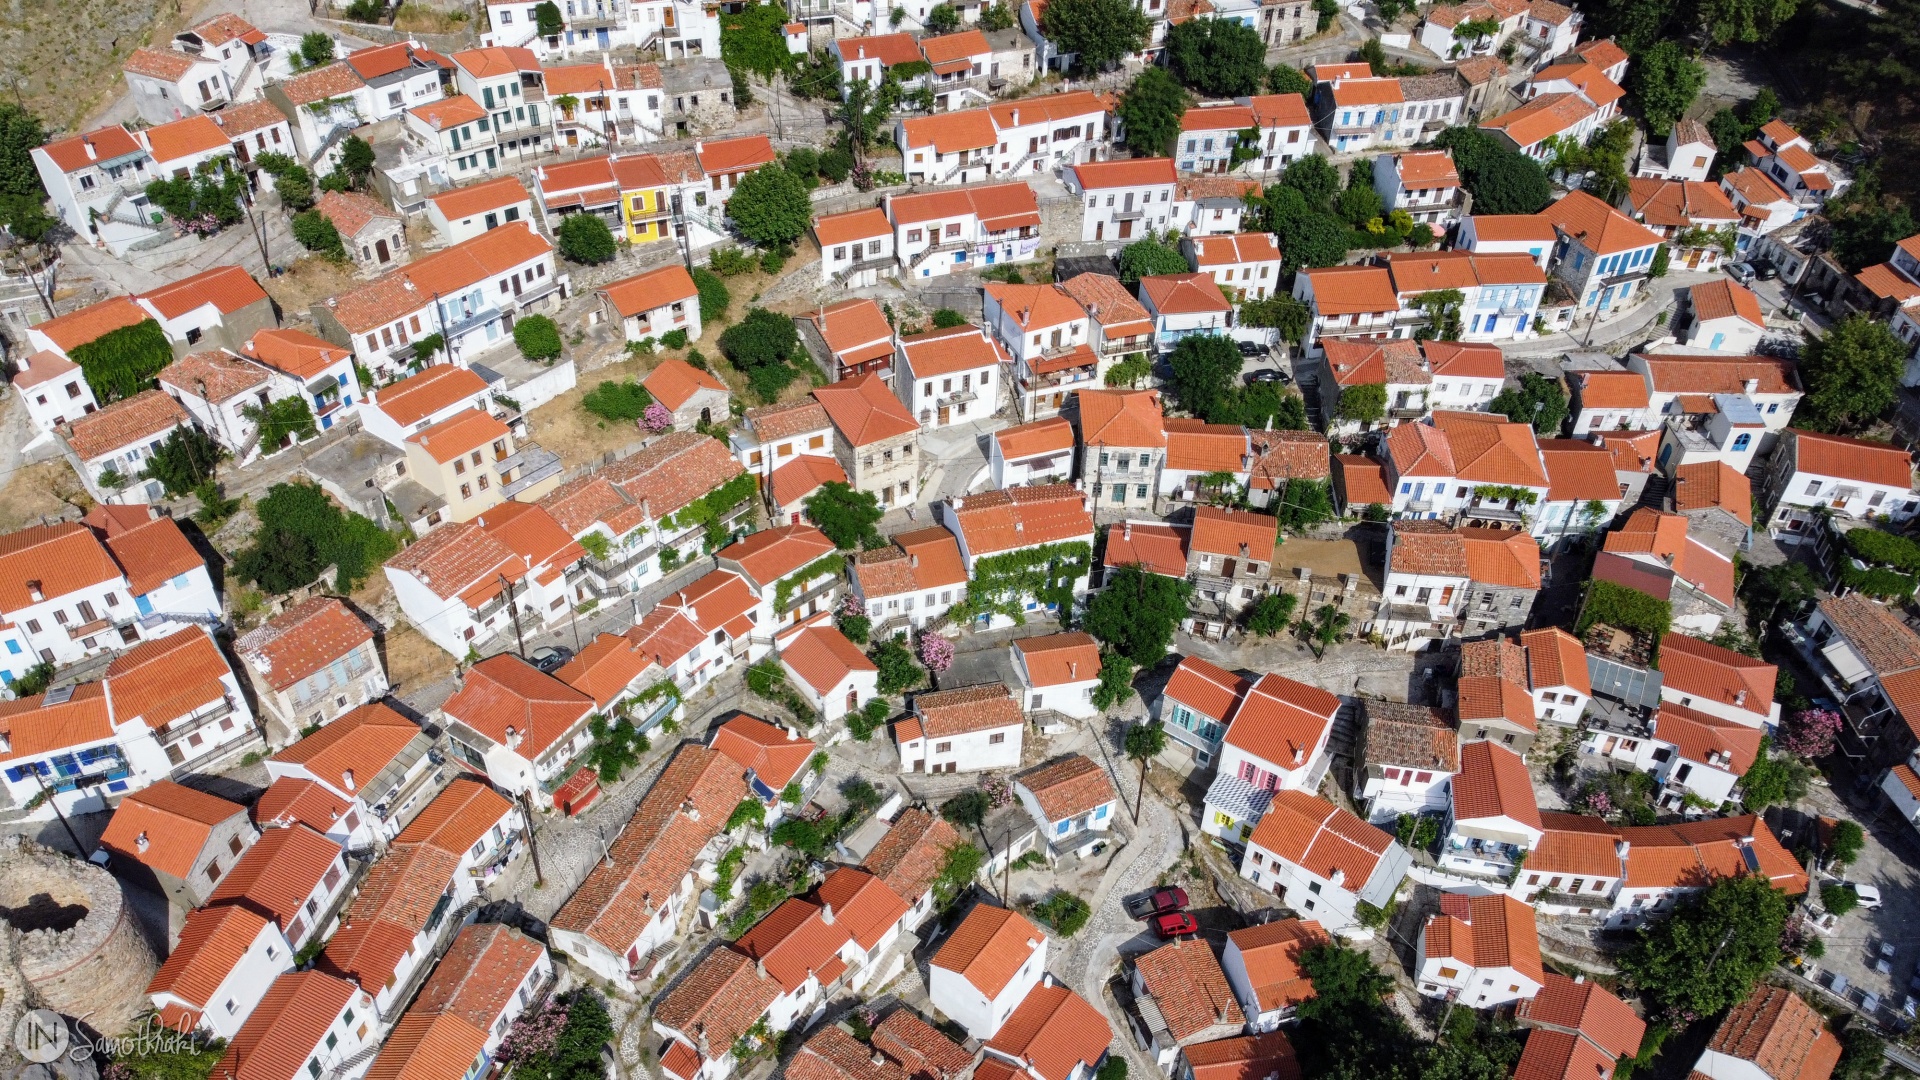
xmin=1125 ymin=887 xmax=1190 ymax=919
xmin=1152 ymin=912 xmax=1199 ymax=939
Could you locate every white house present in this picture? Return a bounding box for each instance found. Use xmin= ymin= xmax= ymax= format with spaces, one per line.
xmin=441 ymin=653 xmax=598 ymax=805
xmin=147 ymin=904 xmax=293 ymax=1039
xmin=1673 ymin=279 xmax=1766 ymax=353
xmin=886 ymin=182 xmax=1043 ymax=280
xmin=1011 ymin=633 xmax=1102 ymax=720
xmin=1567 ymin=368 xmax=1656 ymax=434
xmin=927 ymin=902 xmax=1047 ymax=1039
xmin=1294 ymin=265 xmax=1401 ymax=352
xmin=1637 ymin=118 xmax=1717 ymax=182
xmin=122 ymin=47 xmax=235 ymax=125
xmin=206 ymin=824 xmax=352 ymax=952
xmin=1139 ymin=273 xmax=1234 ymax=353
xmin=207 ymin=970 xmax=376 ymax=1080
xmin=1128 ymin=938 xmax=1245 ymax=1072
xmin=1654 ymin=632 xmax=1781 ymax=730
xmin=1627 ymin=353 xmax=1801 ymax=437
xmin=1220 ymin=918 xmax=1328 ymax=1031
xmin=1237 ymin=789 xmax=1410 ymax=932
xmin=1064 ymin=157 xmax=1177 ymax=245
xmin=815 ymin=207 xmax=898 ymax=289
xmin=263 ymin=702 xmax=437 ymax=843
xmin=1383 ymin=252 xmax=1546 ymax=342
xmin=1455 ymin=214 xmax=1557 ymax=270
xmin=1201 ymin=674 xmax=1340 ymax=841
xmin=896 ymin=683 xmax=1024 ymax=774
xmin=849 ymin=527 xmax=969 ymax=635
xmin=426 ymin=176 xmax=538 ymax=246
xmin=1185 ymin=233 xmax=1284 ymax=301
xmin=1441 ymin=741 xmax=1543 ymax=878
xmin=990 ymin=417 xmax=1077 ymax=488
xmin=1013 ymin=753 xmax=1118 ymax=861
xmin=1356 ymin=700 xmax=1458 ymax=823
xmin=935 ymin=486 xmax=1095 ymax=625
xmin=1373 ymin=150 xmax=1462 ymax=227
xmin=778 ymin=623 xmax=879 ymax=724
xmin=1541 ymin=191 xmax=1666 ymax=316
xmin=1587 ymin=702 xmax=1760 ymax=812
xmin=982 ymin=282 xmax=1096 ymax=420
xmin=895 ymin=323 xmax=1009 ymax=429
xmin=896 ymin=91 xmax=1111 ymax=186
xmin=599 ymin=265 xmax=702 ymax=345
xmin=1761 ymin=428 xmax=1919 ymax=540
xmin=1415 ymin=893 xmax=1545 ymax=1007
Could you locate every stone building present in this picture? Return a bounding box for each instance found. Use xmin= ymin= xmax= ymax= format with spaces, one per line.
xmin=0 ymin=836 xmax=159 ymax=1036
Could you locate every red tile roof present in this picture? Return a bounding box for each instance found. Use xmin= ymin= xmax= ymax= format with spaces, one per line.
xmin=37 ymin=125 xmax=144 ymax=175
xmin=1183 ymin=1033 xmax=1301 ymax=1080
xmin=236 ymin=597 xmax=374 ymax=693
xmin=1655 ymin=702 xmax=1763 ymax=775
xmin=366 ymin=924 xmax=546 ymax=1080
xmin=1424 ymin=893 xmax=1544 ymax=986
xmin=1015 ymin=753 xmax=1116 ymax=822
xmin=1573 ymin=370 xmax=1651 ymax=410
xmin=1521 ymin=626 xmax=1590 ymax=695
xmin=718 ymin=523 xmax=836 ymax=588
xmin=931 ymin=902 xmax=1044 ymax=997
xmin=1247 ymin=790 xmax=1396 ymax=894
xmin=1224 ymin=919 xmax=1326 ymax=1014
xmin=395 ymin=777 xmax=513 ymax=856
xmin=710 ymin=713 xmax=817 ymax=790
xmin=252 ymin=779 xmax=352 ymax=835
xmin=1014 ymin=633 xmax=1102 ymax=688
xmin=1657 ymin=633 xmax=1775 ymax=721
xmin=1166 ymin=654 xmax=1251 ymax=721
xmin=148 ymin=904 xmax=274 ymax=1018
xmin=101 ymin=780 xmax=248 ymax=880
xmin=1705 ymin=985 xmax=1840 ymax=1080
xmin=1133 ymin=936 xmax=1244 ymax=1040
xmin=1077 ymin=388 xmax=1165 ymax=448
xmin=210 ymin=970 xmax=362 ymax=1080
xmin=428 ymin=176 xmax=533 ymax=221
xmin=944 ymin=485 xmax=1092 ymax=557
xmin=1069 ymin=158 xmax=1177 ymax=189
xmin=1791 ymin=429 xmax=1914 ymax=489
xmin=1516 ymin=972 xmax=1646 ymax=1061
xmin=1451 ymin=741 xmax=1541 ymax=831
xmin=813 ymin=207 xmax=893 ymax=247
xmin=442 ymin=654 xmax=593 ymax=761
xmin=1617 ymin=814 xmax=1805 ymax=893
xmin=1139 ymin=273 xmax=1233 ymax=316
xmin=872 ymin=1008 xmax=974 ymax=1080
xmin=985 ymin=982 xmax=1112 ymax=1080
xmin=814 ymin=372 xmax=918 ymax=446
xmin=653 ymin=948 xmax=782 ymax=1064
xmin=1539 ymin=439 xmax=1621 ymax=502
xmin=327 ymin=224 xmax=551 ymax=333
xmin=862 ymin=807 xmax=963 ymax=904
xmin=271 ymin=702 xmax=426 ymax=795
xmin=66 ymin=388 xmax=188 ymax=460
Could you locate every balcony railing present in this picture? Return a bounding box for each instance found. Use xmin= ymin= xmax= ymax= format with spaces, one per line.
xmin=1388 ymin=406 xmax=1426 ymax=419
xmin=156 ymin=699 xmax=236 ymax=747
xmin=64 ymin=618 xmax=110 ymax=641
xmin=939 ymin=390 xmax=978 ymax=407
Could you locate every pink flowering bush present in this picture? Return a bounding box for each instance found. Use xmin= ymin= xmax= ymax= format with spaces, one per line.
xmin=919 ymin=633 xmax=954 ymax=672
xmin=981 ymin=773 xmax=1013 ymax=809
xmin=1779 ymin=708 xmax=1842 ymax=760
xmin=497 ymin=998 xmax=569 ymax=1064
xmin=842 ymin=594 xmax=864 ymax=618
xmin=642 ymin=402 xmax=673 ymax=432
xmin=1579 ymin=787 xmax=1614 ymax=818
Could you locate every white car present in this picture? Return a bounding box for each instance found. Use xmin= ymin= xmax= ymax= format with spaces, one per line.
xmin=1824 ymin=879 xmax=1883 ymax=910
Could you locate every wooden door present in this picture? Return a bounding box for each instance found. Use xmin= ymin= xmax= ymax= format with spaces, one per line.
xmin=938 ymin=405 xmax=951 ymax=424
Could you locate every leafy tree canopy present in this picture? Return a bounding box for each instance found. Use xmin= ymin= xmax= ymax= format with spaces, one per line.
xmin=299 ymin=31 xmax=336 ymax=67
xmin=804 ymin=481 xmax=885 ymax=550
xmin=1267 ymin=64 xmax=1312 ymax=96
xmin=142 ymin=426 xmax=226 ymax=499
xmin=1488 ymin=371 xmax=1568 ymax=432
xmin=1117 ymin=67 xmax=1188 ymax=156
xmin=729 ymin=163 xmax=812 ymax=248
xmin=234 ymin=480 xmax=399 ymax=594
xmin=70 ymin=318 xmax=173 ymax=403
xmin=1798 ymin=315 xmax=1908 ymax=433
xmin=1631 ymin=42 xmax=1707 ymax=136
xmin=1166 ymin=17 xmax=1267 ymax=97
xmin=1041 ymin=0 xmax=1152 ymax=71
xmin=1618 ymin=872 xmax=1792 ymax=1019
xmin=1431 ymin=127 xmax=1553 ymax=214
xmin=515 ymin=315 xmax=564 ymax=362
xmin=1084 ymin=565 xmax=1194 ymax=665
xmin=1166 ymin=334 xmax=1243 ymax=421
xmin=0 ymin=102 xmax=46 ymax=202
xmin=556 ymin=212 xmax=618 ymax=263
xmin=1117 ymin=234 xmax=1190 ymax=283
xmin=721 ymin=0 xmax=800 ymax=77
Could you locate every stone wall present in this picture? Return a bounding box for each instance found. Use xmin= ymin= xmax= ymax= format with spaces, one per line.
xmin=0 ymin=837 xmax=158 ymax=1036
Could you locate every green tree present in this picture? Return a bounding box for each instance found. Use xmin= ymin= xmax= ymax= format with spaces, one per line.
xmin=1829 ymin=202 xmax=1917 ymax=273
xmin=1303 ymin=602 xmax=1351 ymax=660
xmin=1267 ymin=64 xmax=1311 ymax=96
xmin=1090 ymin=652 xmax=1136 ymax=711
xmin=146 ymin=160 xmax=247 ymax=231
xmin=870 ymin=634 xmax=921 ymax=694
xmin=142 ymin=426 xmax=226 ymax=498
xmin=1274 ymin=478 xmax=1335 ymax=529
xmin=1280 ymin=154 xmax=1341 ymax=207
xmin=1827 ymin=819 xmax=1866 ymax=865
xmin=336 ymin=136 xmax=376 ymax=189
xmin=1123 ymin=721 xmax=1166 ymax=819
xmin=234 ymin=480 xmax=400 ymax=594
xmin=729 ymin=163 xmax=812 ymax=249
xmin=582 ymin=380 xmax=653 ymax=423
xmin=299 ymin=31 xmax=336 ymax=68
xmin=69 ymin=318 xmax=173 ymax=402
xmin=1630 ymin=41 xmax=1707 ymax=136
xmin=1084 ymin=565 xmax=1193 ymax=666
xmin=515 ymin=314 xmax=564 ymax=361
xmin=533 ymin=0 xmax=564 ymax=34
xmin=258 ymin=153 xmax=315 ymax=211
xmin=291 ymin=210 xmax=345 ymax=258
xmin=1293 ymin=942 xmax=1416 ymax=1080
xmin=1835 ymin=1027 xmax=1887 ymax=1080
xmin=803 ymin=481 xmax=884 ymax=549
xmin=1650 ymin=242 xmax=1671 ymax=278
xmin=1618 ymin=872 xmax=1792 ymax=1020
xmin=556 ymin=212 xmax=617 ymax=263
xmin=0 ymin=102 xmax=47 ymax=202
xmin=1488 ymin=372 xmax=1568 ymax=432
xmin=1105 ymin=353 xmax=1153 ymax=388
xmin=245 ymin=396 xmax=318 ymax=450
xmin=1117 ymin=234 xmax=1190 ymax=283
xmin=1337 ymin=180 xmax=1384 ymax=229
xmin=941 ymin=789 xmax=989 ymax=828
xmin=1166 ymin=334 xmax=1243 ymax=421
xmin=1042 ymin=0 xmax=1152 ymax=70
xmin=1247 ymin=592 xmax=1298 ymax=635
xmin=1740 ymin=560 xmax=1819 ymax=637
xmin=692 ymin=268 xmax=731 ymax=323
xmin=1697 ymin=0 xmax=1800 ymax=45
xmin=1798 ymin=315 xmax=1908 ymax=433
xmin=1740 ymin=737 xmax=1812 ymax=808
xmin=507 ymin=989 xmax=614 ymax=1080
xmin=1411 ymin=289 xmax=1465 ymax=340
xmin=1337 ymin=382 xmax=1387 ymax=424
xmin=1823 ymin=883 xmax=1860 ymax=917
xmin=925 ymin=2 xmax=960 ymax=30
xmin=1117 ymin=68 xmax=1188 ymax=156
xmin=1166 ymin=17 xmax=1267 ymax=96
xmin=1431 ymin=126 xmax=1553 ymax=214
xmin=931 ymin=308 xmax=968 ymax=329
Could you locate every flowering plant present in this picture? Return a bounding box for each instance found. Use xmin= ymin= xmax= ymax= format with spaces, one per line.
xmin=981 ymin=773 xmax=1013 ymax=809
xmin=1778 ymin=708 xmax=1842 ymax=760
xmin=918 ymin=633 xmax=954 ymax=672
xmin=642 ymin=402 xmax=673 ymax=432
xmin=1579 ymin=787 xmax=1613 ymax=817
xmin=497 ymin=999 xmax=569 ymax=1064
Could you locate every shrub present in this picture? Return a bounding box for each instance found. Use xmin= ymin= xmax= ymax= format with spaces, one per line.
xmin=514 ymin=315 xmax=564 ymax=362
xmin=709 ymin=246 xmax=756 ymax=276
xmin=555 ymin=212 xmax=617 ymax=264
xmin=1031 ymin=891 xmax=1091 ymax=936
xmin=692 ymin=268 xmax=731 ymax=323
xmin=1824 ymin=884 xmax=1859 ymax=917
xmin=71 ymin=318 xmax=175 ymax=403
xmin=582 ymin=380 xmax=653 ymax=423
xmin=660 ymin=328 xmax=690 ymax=350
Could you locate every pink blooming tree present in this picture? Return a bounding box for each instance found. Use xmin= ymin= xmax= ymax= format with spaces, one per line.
xmin=1779 ymin=708 xmax=1842 ymax=760
xmin=918 ymin=633 xmax=953 ymax=672
xmin=1579 ymin=787 xmax=1614 ymax=818
xmin=497 ymin=998 xmax=569 ymax=1064
xmin=642 ymin=402 xmax=673 ymax=432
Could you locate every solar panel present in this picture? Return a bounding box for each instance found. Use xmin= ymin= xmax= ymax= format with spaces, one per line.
xmin=1739 ymin=841 xmax=1761 ymax=873
xmin=1586 ymin=655 xmax=1664 ymax=708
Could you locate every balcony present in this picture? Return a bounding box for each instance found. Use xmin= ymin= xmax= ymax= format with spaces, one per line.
xmin=938 ymin=390 xmax=978 ymax=407
xmin=442 ymin=306 xmax=503 ymax=341
xmin=470 ymin=591 xmax=509 ymax=624
xmin=1388 ymin=406 xmax=1426 ymax=420
xmin=64 ymin=618 xmax=110 ymax=641
xmin=1461 ymin=503 xmax=1527 ymax=526
xmin=1406 ymin=499 xmax=1434 ymax=513
xmin=1112 ymin=207 xmax=1146 ymax=221
xmin=513 ymin=279 xmax=564 ymax=310
xmin=499 ymin=442 xmax=564 ymax=498
xmin=156 ymin=699 xmax=237 ymax=748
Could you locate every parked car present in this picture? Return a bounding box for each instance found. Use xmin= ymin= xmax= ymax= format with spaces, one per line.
xmin=1831 ymin=880 xmax=1885 ymax=909
xmin=1754 ymin=260 xmax=1779 ymax=281
xmin=1152 ymin=912 xmax=1200 ymax=939
xmin=1236 ymin=340 xmax=1268 ymax=358
xmin=529 ymin=645 xmax=575 ymax=674
xmin=1245 ymin=368 xmax=1291 ymax=385
xmin=1728 ymin=262 xmax=1756 ymax=284
xmin=1124 ymin=887 xmax=1189 ymax=919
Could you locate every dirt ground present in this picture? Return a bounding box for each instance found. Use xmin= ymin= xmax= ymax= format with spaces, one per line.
xmin=379 ymin=620 xmax=457 ymax=693
xmin=524 ymin=374 xmax=653 ymax=470
xmin=264 ymin=257 xmax=363 ymax=318
xmin=0 ymin=461 xmax=93 ymax=531
xmin=391 ymin=2 xmax=471 ymax=32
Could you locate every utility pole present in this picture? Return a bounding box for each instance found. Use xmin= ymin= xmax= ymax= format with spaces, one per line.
xmin=30 ymin=769 xmax=85 ymax=856
xmin=516 ymin=790 xmax=546 ymax=886
xmin=1001 ymin=824 xmax=1012 ymax=900
xmin=500 ymin=573 xmax=528 ymax=656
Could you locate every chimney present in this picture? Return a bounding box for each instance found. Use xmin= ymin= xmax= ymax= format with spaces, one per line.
xmin=1573 ymin=973 xmax=1585 ymax=984
xmin=135 ymin=831 xmax=150 ymax=852
xmin=343 ymin=769 xmax=356 ymax=792
xmin=1011 ymin=108 xmax=1020 ymax=125
xmin=25 ymin=581 xmax=42 ymax=602
xmin=756 ymin=958 xmax=769 ymax=979
xmin=822 ymin=902 xmax=835 ymax=924
xmin=952 ymin=496 xmax=965 ymax=510
xmin=1015 ymin=520 xmax=1024 ymax=533
xmin=1068 ymin=661 xmax=1077 ymax=679
xmin=1292 ymin=744 xmax=1303 ymax=765
xmin=1615 ymin=839 xmax=1631 ymax=859
xmin=1328 ymin=868 xmax=1345 ymax=887
xmin=786 ymin=724 xmax=798 ymax=741
xmin=1734 ymin=689 xmax=1747 ymax=706
xmin=1042 ymin=971 xmax=1053 ymax=988
xmin=911 ymin=553 xmax=920 ymax=567
xmin=1123 ymin=522 xmax=1132 ymax=540
xmin=1240 ymin=542 xmax=1250 ymax=556
xmin=682 ymin=799 xmax=701 ymax=820
xmin=505 ymin=725 xmax=523 ymax=750
xmin=1744 ymin=378 xmax=1759 ymax=394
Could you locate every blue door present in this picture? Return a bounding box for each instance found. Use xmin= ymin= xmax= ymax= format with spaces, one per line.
xmin=135 ymin=594 xmax=153 ymax=616
xmin=597 ymin=27 xmax=610 ymax=47
xmin=1598 ymin=285 xmax=1617 ymax=310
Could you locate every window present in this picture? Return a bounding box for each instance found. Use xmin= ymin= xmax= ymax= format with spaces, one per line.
xmin=229 ymin=836 xmax=243 ymax=856
xmin=934 ymin=741 xmax=952 ymax=752
xmin=989 ymin=733 xmax=1005 ymax=744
